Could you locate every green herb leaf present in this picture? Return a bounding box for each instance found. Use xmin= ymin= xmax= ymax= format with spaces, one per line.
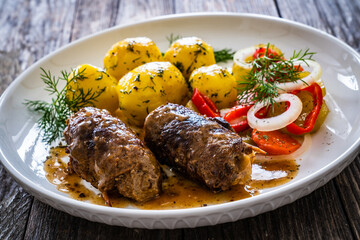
xmin=237 ymin=43 xmax=316 ymax=109
xmin=166 ymin=33 xmax=182 ymax=46
xmin=214 ymin=48 xmax=235 ymax=63
xmin=24 ymin=67 xmax=103 ymax=144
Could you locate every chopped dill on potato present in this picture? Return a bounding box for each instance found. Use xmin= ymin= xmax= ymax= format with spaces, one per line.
xmin=165 ymin=34 xmax=235 ymax=63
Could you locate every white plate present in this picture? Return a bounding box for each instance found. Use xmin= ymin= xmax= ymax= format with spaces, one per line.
xmin=1 ymin=13 xmax=360 ymax=229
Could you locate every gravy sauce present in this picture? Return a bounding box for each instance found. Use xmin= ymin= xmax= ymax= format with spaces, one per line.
xmin=45 ymin=147 xmax=298 ymax=209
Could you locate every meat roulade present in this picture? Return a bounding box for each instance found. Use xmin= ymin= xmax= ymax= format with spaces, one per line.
xmin=64 ymin=107 xmax=162 ymax=203
xmin=144 ymin=103 xmax=253 ymax=192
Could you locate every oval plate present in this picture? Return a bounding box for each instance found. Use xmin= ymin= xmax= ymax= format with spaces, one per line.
xmin=1 ymin=13 xmax=360 ymax=229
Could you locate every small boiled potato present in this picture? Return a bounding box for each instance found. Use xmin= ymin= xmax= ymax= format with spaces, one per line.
xmin=189 ymin=64 xmax=238 ymax=109
xmin=104 ymin=37 xmax=163 ymax=81
xmin=66 ymin=64 xmax=119 ymax=113
xmin=233 ymin=44 xmax=282 ymax=93
xmin=163 ymin=37 xmax=216 ymax=80
xmin=118 ymin=61 xmax=189 ymax=126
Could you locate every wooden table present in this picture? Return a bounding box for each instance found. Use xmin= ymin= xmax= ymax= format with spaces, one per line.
xmin=1 ymin=0 xmax=359 ymax=239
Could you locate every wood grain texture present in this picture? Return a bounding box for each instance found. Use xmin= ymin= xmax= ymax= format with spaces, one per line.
xmin=116 ymin=0 xmax=174 ymax=25
xmin=71 ymin=0 xmax=119 ymax=41
xmin=277 ymin=0 xmax=360 ymax=51
xmin=0 ymin=168 xmax=33 ymax=240
xmin=173 ymin=0 xmax=279 ymax=16
xmin=0 ymin=0 xmax=359 ymax=239
xmin=334 ymin=157 xmax=360 ymax=239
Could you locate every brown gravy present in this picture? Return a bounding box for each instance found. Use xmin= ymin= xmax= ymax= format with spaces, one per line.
xmin=44 ymin=147 xmax=298 ymax=209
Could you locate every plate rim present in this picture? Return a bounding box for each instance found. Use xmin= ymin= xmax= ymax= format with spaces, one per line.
xmin=1 ymin=12 xmax=360 ymax=225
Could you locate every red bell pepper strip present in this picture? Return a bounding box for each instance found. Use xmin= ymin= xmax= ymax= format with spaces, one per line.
xmin=286 ymin=83 xmax=323 ymax=134
xmin=253 ymin=47 xmax=279 ymax=59
xmin=294 ymin=64 xmax=304 ymax=72
xmin=191 ymin=88 xmax=220 ymax=118
xmin=224 ymin=105 xmax=252 ymax=132
xmin=224 ymin=105 xmax=268 ymax=132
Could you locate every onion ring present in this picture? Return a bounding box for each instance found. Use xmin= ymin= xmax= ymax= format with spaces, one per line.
xmin=247 ymin=93 xmax=302 ymax=131
xmin=233 ymin=46 xmax=257 ymax=70
xmin=276 ymin=60 xmax=322 ymax=93
xmin=254 ymin=134 xmax=312 ymax=161
xmin=219 ymin=108 xmax=231 ymax=117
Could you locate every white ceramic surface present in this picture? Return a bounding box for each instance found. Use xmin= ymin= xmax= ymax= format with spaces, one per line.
xmin=1 ymin=13 xmax=360 ymax=229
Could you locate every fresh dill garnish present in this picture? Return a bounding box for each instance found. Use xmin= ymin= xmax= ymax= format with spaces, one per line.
xmin=24 ymin=67 xmax=103 ymax=144
xmin=214 ymin=48 xmax=235 ymax=63
xmin=238 ymin=43 xmax=316 ymax=109
xmin=166 ymin=33 xmax=182 ymax=46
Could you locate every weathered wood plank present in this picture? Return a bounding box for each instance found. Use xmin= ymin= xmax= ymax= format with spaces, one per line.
xmin=70 ymin=0 xmax=120 ymax=41
xmin=277 ymin=0 xmax=360 ymax=51
xmin=315 ymin=0 xmax=360 ymax=51
xmin=0 ymin=0 xmax=77 ymax=69
xmin=0 ymin=168 xmax=33 ymax=240
xmin=115 ymin=0 xmax=174 ymax=25
xmin=334 ymin=157 xmax=360 ymax=239
xmin=173 ymin=0 xmax=279 ymax=16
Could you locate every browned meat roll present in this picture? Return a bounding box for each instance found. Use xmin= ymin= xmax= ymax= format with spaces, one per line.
xmin=144 ymin=103 xmax=253 ymax=192
xmin=64 ymin=107 xmax=162 ymax=203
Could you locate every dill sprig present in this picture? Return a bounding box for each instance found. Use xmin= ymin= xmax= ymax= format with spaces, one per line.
xmin=214 ymin=48 xmax=235 ymax=63
xmin=24 ymin=67 xmax=103 ymax=144
xmin=165 ymin=34 xmax=235 ymax=63
xmin=238 ymin=43 xmax=315 ymax=108
xmin=166 ymin=33 xmax=182 ymax=46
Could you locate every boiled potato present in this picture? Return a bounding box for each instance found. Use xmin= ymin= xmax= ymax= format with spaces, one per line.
xmin=104 ymin=37 xmax=163 ymax=81
xmin=66 ymin=64 xmax=119 ymax=113
xmin=164 ymin=37 xmax=216 ymax=80
xmin=233 ymin=44 xmax=282 ymax=93
xmin=117 ymin=61 xmax=189 ymax=126
xmin=189 ymin=64 xmax=237 ymax=109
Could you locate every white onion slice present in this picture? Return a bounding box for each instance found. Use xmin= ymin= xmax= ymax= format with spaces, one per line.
xmin=247 ymin=93 xmax=302 ymax=131
xmin=233 ymin=46 xmax=258 ymax=70
xmin=254 ymin=134 xmax=312 ymax=161
xmin=276 ymin=60 xmax=322 ymax=93
xmin=220 ymin=108 xmax=231 ymax=117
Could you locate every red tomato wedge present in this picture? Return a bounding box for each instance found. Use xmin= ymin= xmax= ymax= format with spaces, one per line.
xmin=252 ymin=129 xmax=301 ymax=155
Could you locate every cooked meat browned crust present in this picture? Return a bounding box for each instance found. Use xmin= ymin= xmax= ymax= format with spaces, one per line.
xmin=144 ymin=103 xmax=253 ymax=192
xmin=64 ymin=107 xmax=161 ymax=202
